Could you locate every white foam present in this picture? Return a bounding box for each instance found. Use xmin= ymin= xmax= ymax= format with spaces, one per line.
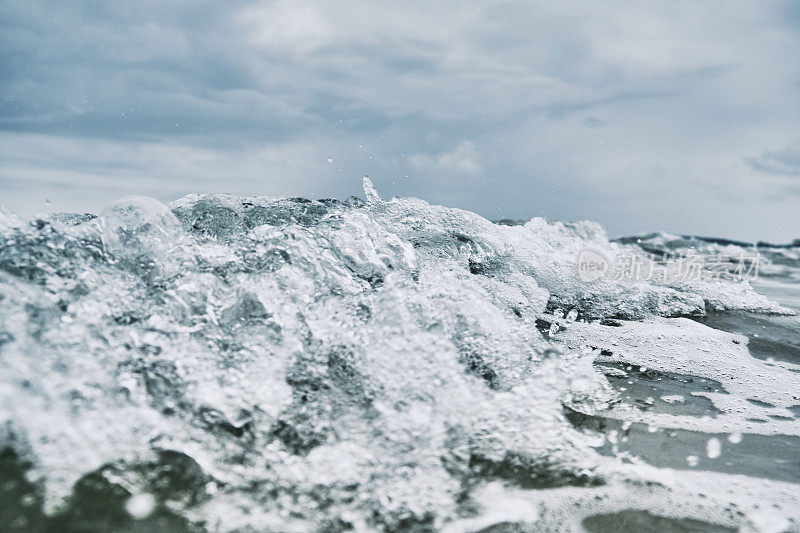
xmin=0 ymin=187 xmax=797 ymax=530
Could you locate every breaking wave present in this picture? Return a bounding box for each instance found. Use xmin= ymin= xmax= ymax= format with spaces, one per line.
xmin=0 ymin=179 xmax=798 ymax=531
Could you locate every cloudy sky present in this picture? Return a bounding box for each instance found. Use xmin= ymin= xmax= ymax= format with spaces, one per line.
xmin=2 ymin=1 xmax=800 ymax=241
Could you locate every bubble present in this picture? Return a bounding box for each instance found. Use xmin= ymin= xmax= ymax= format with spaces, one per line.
xmin=125 ymin=493 xmax=156 ymax=520
xmin=101 ymin=196 xmax=183 ymax=270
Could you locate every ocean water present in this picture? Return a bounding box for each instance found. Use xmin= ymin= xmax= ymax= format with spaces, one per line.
xmin=0 ymin=180 xmax=798 ymax=532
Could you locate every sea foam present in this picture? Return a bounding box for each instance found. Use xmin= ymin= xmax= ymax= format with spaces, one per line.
xmin=0 ymin=180 xmax=797 ymax=531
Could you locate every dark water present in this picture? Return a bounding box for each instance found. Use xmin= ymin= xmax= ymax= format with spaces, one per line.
xmin=0 ymin=448 xmax=194 ymax=532
xmin=588 ymin=280 xmax=800 ymax=482
xmin=582 ymin=511 xmax=734 ymax=533
xmin=564 ymin=270 xmax=800 ymax=531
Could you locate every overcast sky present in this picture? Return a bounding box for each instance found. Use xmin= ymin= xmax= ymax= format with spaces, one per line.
xmin=2 ymin=1 xmax=800 ymax=241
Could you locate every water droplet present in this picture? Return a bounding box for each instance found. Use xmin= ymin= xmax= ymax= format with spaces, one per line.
xmin=706 ymin=437 xmax=721 ymax=459
xmin=125 ymin=493 xmax=156 ymax=520
xmin=686 ymin=455 xmax=699 ymax=467
xmin=727 ymin=432 xmax=742 ymax=444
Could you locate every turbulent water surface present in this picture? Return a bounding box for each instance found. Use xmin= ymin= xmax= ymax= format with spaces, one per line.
xmin=1 ymin=180 xmax=799 ymax=532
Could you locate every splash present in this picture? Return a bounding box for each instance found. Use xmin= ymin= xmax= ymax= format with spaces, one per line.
xmin=0 ymin=182 xmax=798 ymax=531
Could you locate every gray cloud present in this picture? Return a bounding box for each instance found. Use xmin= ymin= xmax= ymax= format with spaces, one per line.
xmin=747 ymin=141 xmax=800 ymax=177
xmin=2 ymin=0 xmax=800 ymax=241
